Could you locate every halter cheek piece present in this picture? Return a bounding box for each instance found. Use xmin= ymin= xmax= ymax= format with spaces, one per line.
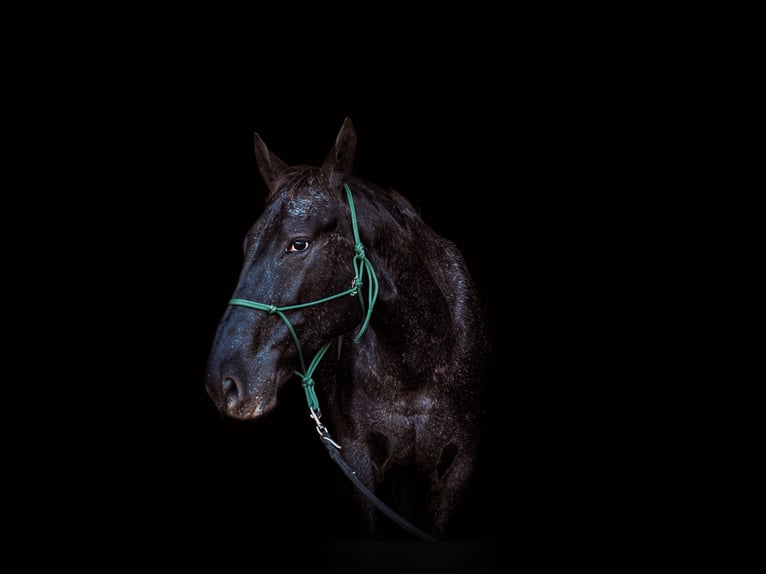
xmin=228 ymin=183 xmax=378 ymax=419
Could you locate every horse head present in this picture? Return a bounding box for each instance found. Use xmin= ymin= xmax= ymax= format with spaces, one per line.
xmin=206 ymin=118 xmax=367 ymax=420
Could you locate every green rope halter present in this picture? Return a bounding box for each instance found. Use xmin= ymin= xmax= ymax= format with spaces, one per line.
xmin=228 ymin=183 xmax=378 ymax=414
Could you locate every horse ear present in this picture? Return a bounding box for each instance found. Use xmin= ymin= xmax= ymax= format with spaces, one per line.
xmin=254 ymin=131 xmax=288 ymax=191
xmin=322 ymin=117 xmax=357 ymax=191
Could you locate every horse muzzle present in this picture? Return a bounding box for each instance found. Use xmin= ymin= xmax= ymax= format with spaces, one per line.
xmin=205 ymin=368 xmax=283 ymax=420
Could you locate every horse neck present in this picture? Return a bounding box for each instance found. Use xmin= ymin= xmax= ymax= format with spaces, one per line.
xmin=359 ymin=237 xmax=460 ymax=366
xmin=336 ymin=184 xmax=470 ymax=378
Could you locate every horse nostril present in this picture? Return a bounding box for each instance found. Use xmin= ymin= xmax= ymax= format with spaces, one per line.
xmin=222 ymin=377 xmax=242 ymax=408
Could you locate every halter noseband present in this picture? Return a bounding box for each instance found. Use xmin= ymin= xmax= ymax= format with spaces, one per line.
xmin=228 ymin=183 xmax=379 ymax=417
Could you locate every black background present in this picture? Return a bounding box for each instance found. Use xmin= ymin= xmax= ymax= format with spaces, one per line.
xmin=10 ymin=8 xmax=702 ymax=568
xmin=31 ymin=42 xmax=633 ymax=570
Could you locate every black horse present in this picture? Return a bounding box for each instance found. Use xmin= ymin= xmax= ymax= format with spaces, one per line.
xmin=205 ymin=117 xmax=490 ymax=540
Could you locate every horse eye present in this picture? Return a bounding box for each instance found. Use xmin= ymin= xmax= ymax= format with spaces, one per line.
xmin=289 ymin=239 xmax=311 ymax=252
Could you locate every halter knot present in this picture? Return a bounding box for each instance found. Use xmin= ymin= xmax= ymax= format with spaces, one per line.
xmin=298 ymin=371 xmax=320 ymax=411
xmin=354 ymin=242 xmax=366 ymax=259
xmin=266 ymin=304 xmax=278 ymax=315
xmin=299 ymin=374 xmax=314 ymax=388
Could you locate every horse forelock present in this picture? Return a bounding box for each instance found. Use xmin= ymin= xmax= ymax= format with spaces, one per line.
xmin=266 ymin=166 xmax=334 ymax=204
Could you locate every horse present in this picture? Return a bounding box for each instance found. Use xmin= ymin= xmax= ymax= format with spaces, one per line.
xmin=205 ymin=117 xmax=490 ymax=540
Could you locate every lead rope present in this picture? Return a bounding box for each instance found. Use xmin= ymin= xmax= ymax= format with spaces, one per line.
xmin=229 ymin=184 xmax=436 ymax=542
xmin=313 ymin=412 xmax=437 ymax=542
